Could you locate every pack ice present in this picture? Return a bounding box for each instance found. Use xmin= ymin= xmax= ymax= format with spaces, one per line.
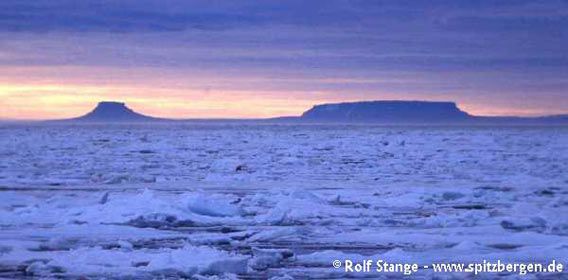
xmin=0 ymin=124 xmax=566 ymax=279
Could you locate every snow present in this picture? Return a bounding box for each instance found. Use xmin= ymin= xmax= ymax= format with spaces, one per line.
xmin=8 ymin=243 xmax=247 ymax=277
xmin=186 ymin=193 xmax=242 ymax=217
xmin=0 ymin=123 xmax=567 ymax=278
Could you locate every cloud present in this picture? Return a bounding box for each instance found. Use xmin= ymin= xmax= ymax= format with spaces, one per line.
xmin=0 ymin=0 xmax=567 ymax=118
xmin=0 ymin=1 xmax=279 ymax=33
xmin=0 ymin=0 xmax=565 ymax=33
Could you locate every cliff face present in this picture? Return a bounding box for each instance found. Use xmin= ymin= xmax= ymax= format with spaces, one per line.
xmin=301 ymin=100 xmax=471 ymax=123
xmin=74 ymin=101 xmax=158 ymax=122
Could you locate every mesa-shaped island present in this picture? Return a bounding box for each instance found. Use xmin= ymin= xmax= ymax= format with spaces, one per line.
xmin=51 ymin=100 xmax=568 ymax=125
xmin=300 ymin=101 xmax=471 ymax=123
xmin=70 ymin=101 xmax=162 ymax=122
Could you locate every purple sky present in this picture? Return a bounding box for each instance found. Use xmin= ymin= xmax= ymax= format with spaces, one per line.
xmin=1 ymin=0 xmax=567 ymax=119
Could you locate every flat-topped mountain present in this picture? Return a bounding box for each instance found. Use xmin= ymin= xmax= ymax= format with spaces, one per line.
xmin=300 ymin=100 xmax=471 ymax=123
xmin=53 ymin=100 xmax=566 ymax=125
xmin=72 ymin=101 xmax=159 ymax=122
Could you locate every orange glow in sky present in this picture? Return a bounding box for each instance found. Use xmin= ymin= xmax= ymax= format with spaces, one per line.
xmin=0 ymin=83 xmax=323 ymax=120
xmin=0 ymin=66 xmax=565 ymax=120
xmin=1 ymin=1 xmax=567 ymax=120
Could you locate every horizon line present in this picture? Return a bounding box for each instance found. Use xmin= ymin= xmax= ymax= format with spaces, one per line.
xmin=2 ymin=99 xmax=567 ymax=122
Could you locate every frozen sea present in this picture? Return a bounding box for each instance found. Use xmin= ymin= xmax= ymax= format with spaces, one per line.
xmin=0 ymin=123 xmax=567 ymax=279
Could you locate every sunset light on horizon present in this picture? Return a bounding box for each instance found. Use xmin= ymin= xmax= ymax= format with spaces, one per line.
xmin=1 ymin=1 xmax=567 ymax=120
xmin=1 ymin=2 xmax=568 ymax=278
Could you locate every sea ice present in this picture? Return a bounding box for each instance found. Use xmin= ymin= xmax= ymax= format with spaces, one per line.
xmin=0 ymin=124 xmax=566 ymax=278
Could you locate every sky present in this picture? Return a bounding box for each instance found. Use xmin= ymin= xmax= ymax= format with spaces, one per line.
xmin=0 ymin=0 xmax=567 ymax=120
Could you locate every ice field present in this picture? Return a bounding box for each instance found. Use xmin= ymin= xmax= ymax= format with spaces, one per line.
xmin=0 ymin=124 xmax=567 ymax=279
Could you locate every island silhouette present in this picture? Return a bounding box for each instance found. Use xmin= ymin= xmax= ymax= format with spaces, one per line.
xmin=301 ymin=101 xmax=471 ymax=122
xmin=62 ymin=100 xmax=567 ymax=124
xmin=72 ymin=101 xmax=161 ymax=122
